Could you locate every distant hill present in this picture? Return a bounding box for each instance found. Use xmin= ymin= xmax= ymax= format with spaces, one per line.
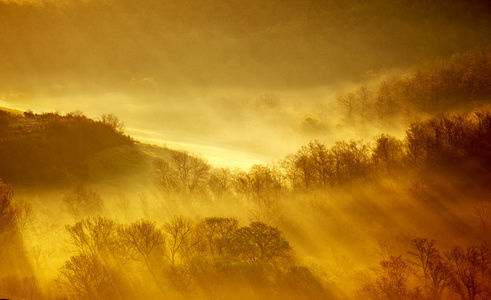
xmin=0 ymin=109 xmax=164 ymax=189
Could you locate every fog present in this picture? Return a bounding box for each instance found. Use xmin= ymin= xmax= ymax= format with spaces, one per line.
xmin=1 ymin=0 xmax=491 ymax=299
xmin=1 ymin=0 xmax=490 ymax=168
xmin=1 ymin=81 xmax=391 ymax=169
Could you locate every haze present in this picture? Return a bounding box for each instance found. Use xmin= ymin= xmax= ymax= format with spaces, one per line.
xmin=1 ymin=1 xmax=491 ymax=300
xmin=2 ymin=0 xmax=490 ymax=167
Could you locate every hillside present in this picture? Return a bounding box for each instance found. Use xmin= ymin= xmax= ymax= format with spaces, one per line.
xmin=0 ymin=109 xmax=153 ymax=189
xmin=335 ymin=45 xmax=491 ymax=127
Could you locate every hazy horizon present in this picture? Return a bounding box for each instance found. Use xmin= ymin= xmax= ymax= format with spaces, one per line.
xmin=1 ymin=0 xmax=490 ymax=168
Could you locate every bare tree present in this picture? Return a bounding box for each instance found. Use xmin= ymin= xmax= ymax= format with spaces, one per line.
xmin=208 ymin=167 xmax=232 ymax=198
xmin=308 ymin=140 xmax=333 ymax=188
xmin=116 ymin=193 xmax=130 ymax=221
xmin=356 ymin=84 xmax=374 ymax=121
xmin=66 ymin=217 xmax=130 ymax=264
xmin=171 ymin=151 xmax=210 ymax=194
xmin=372 ymin=134 xmax=404 ymax=173
xmin=234 ymin=164 xmax=282 ymax=200
xmin=0 ymin=179 xmax=17 ymax=233
xmin=100 ymin=113 xmax=124 ymax=134
xmin=153 ymin=158 xmax=178 ymax=195
xmin=357 ymin=255 xmax=420 ymax=300
xmin=374 ymin=80 xmax=400 ymax=121
xmin=278 ymin=154 xmax=301 ymax=190
xmin=163 ymin=216 xmax=200 ymax=265
xmin=407 ymin=238 xmax=451 ymax=299
xmin=294 ymin=146 xmax=315 ymax=190
xmin=63 ymin=186 xmax=103 ymax=218
xmin=331 ymin=140 xmax=370 ymax=185
xmin=199 ymin=217 xmax=238 ymax=258
xmin=119 ymin=220 xmax=166 ymax=270
xmin=59 ymin=254 xmax=121 ymax=300
xmin=337 ymin=92 xmax=357 ymax=121
xmin=119 ymin=220 xmax=167 ymax=295
xmin=12 ymin=198 xmax=33 ymax=233
xmin=446 ymin=245 xmax=490 ymax=300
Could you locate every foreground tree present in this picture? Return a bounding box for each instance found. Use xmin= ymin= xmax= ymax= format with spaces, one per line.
xmin=446 ymin=245 xmax=491 ymax=300
xmin=357 ymin=255 xmax=421 ymax=300
xmin=0 ymin=179 xmax=33 ymax=278
xmin=407 ymin=238 xmax=451 ymax=300
xmin=119 ymin=220 xmax=168 ymax=295
xmin=59 ymin=254 xmax=121 ymax=300
xmin=66 ymin=217 xmax=129 ymax=264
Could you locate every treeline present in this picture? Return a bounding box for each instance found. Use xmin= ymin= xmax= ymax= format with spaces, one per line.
xmin=152 ymin=107 xmax=491 ymax=198
xmin=55 ymin=216 xmax=339 ymax=300
xmin=358 ymin=238 xmax=491 ymax=300
xmin=337 ymin=46 xmax=491 ymax=124
xmin=0 ymin=110 xmax=132 ymax=186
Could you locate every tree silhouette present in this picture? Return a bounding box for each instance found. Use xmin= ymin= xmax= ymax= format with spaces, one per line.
xmin=164 ymin=216 xmax=200 ymax=265
xmin=330 ymin=140 xmax=370 ymax=185
xmin=357 ymin=255 xmax=421 ymax=300
xmin=153 ymin=151 xmax=210 ymax=196
xmin=234 ymin=164 xmax=282 ymax=200
xmin=100 ymin=113 xmax=124 ymax=134
xmin=337 ymin=92 xmax=357 ymax=121
xmin=59 ymin=254 xmax=121 ymax=300
xmin=153 ymin=158 xmax=178 ymax=195
xmin=372 ymin=134 xmax=404 ymax=173
xmin=0 ymin=179 xmax=17 ymax=233
xmin=66 ymin=217 xmax=130 ymax=264
xmin=199 ymin=217 xmax=238 ymax=258
xmin=446 ymin=245 xmax=490 ymax=300
xmin=119 ymin=220 xmax=167 ymax=295
xmin=63 ymin=186 xmax=103 ymax=217
xmin=171 ymin=151 xmax=210 ymax=194
xmin=119 ymin=220 xmax=166 ymax=270
xmin=230 ymin=222 xmax=291 ymax=264
xmin=407 ymin=238 xmax=451 ymax=300
xmin=307 ymin=140 xmax=333 ymax=189
xmin=208 ymin=167 xmax=232 ymax=198
xmin=293 ymin=145 xmax=315 ymax=190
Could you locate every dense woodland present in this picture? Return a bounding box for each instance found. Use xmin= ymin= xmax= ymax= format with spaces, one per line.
xmin=1 ymin=47 xmax=491 ymax=299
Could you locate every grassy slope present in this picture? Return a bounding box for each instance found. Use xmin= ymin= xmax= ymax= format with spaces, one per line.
xmin=85 ymin=143 xmax=174 ymax=193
